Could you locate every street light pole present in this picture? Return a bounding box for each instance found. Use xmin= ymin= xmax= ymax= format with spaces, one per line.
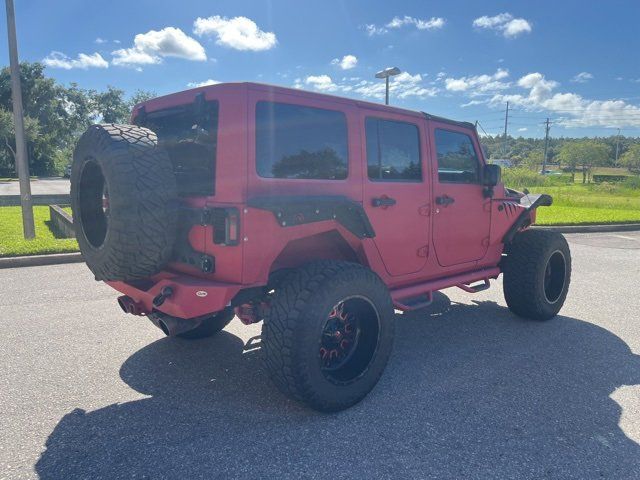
xmin=375 ymin=67 xmax=401 ymax=106
xmin=385 ymin=76 xmax=389 ymax=105
xmin=5 ymin=0 xmax=35 ymax=239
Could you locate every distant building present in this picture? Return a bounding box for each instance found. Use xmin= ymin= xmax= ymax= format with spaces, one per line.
xmin=489 ymin=159 xmax=513 ymax=168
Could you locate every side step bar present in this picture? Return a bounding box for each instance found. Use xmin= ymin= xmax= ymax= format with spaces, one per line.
xmin=390 ymin=267 xmax=500 ymax=311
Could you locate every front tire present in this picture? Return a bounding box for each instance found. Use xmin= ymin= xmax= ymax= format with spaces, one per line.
xmin=503 ymin=229 xmax=571 ymax=320
xmin=262 ymin=261 xmax=395 ymax=412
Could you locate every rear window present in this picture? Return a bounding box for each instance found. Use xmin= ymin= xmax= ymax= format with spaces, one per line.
xmin=136 ymin=98 xmax=218 ymax=196
xmin=255 ymin=101 xmax=348 ymax=180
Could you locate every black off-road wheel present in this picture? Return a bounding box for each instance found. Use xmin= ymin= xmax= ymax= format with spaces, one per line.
xmin=71 ymin=124 xmax=177 ymax=281
xmin=262 ymin=261 xmax=395 ymax=412
xmin=502 ymin=229 xmax=571 ymax=321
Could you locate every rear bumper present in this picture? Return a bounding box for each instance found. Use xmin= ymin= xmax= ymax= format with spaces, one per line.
xmin=107 ymin=275 xmax=243 ymax=319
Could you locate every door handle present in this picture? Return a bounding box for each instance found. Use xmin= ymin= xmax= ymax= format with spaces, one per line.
xmin=371 ymin=196 xmax=397 ymax=208
xmin=435 ymin=195 xmax=455 ymax=206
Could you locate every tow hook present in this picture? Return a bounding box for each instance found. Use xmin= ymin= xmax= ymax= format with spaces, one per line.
xmin=152 ymin=286 xmax=174 ymax=308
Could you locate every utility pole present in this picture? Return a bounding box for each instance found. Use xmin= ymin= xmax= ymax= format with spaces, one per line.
xmin=615 ymin=128 xmax=621 ymax=166
xmin=542 ymin=117 xmax=551 ymax=174
xmin=502 ymin=101 xmax=509 ymax=158
xmin=5 ymin=0 xmax=35 ymax=239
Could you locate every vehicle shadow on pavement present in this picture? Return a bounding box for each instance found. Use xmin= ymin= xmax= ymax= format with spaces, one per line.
xmin=36 ymin=294 xmax=640 ymax=479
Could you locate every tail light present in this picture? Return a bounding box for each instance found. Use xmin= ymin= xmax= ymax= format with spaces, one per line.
xmin=212 ymin=207 xmax=240 ymax=246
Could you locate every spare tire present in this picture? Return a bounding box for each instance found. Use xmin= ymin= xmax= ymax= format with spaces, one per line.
xmin=71 ymin=124 xmax=178 ymax=281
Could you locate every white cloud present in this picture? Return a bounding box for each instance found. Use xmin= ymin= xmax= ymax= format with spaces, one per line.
xmin=304 ymin=75 xmax=339 ymax=92
xmin=571 ymin=72 xmax=594 ymax=83
xmin=331 ymin=54 xmax=358 ymax=70
xmin=387 ymin=16 xmax=445 ymax=30
xmin=444 ymin=69 xmax=510 ymax=94
xmin=473 ymin=13 xmax=532 ymax=38
xmin=518 ymin=127 xmax=528 ymax=132
xmin=187 ymin=79 xmax=220 ymax=88
xmin=43 ymin=51 xmax=108 ymax=69
xmin=112 ymin=27 xmax=206 ymax=67
xmin=95 ymin=37 xmax=107 ymax=44
xmin=365 ymin=24 xmax=388 ymax=36
xmin=490 ymin=72 xmax=640 ymax=128
xmin=296 ymin=71 xmax=439 ymax=100
xmin=194 ymin=15 xmax=276 ymax=51
xmin=365 ymin=16 xmax=445 ymax=35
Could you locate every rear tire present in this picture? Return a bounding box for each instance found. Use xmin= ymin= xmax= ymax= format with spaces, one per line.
xmin=262 ymin=261 xmax=395 ymax=412
xmin=503 ymin=229 xmax=571 ymax=320
xmin=71 ymin=124 xmax=177 ymax=281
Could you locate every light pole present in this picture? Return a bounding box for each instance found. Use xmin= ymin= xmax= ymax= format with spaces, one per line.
xmin=5 ymin=0 xmax=35 ymax=239
xmin=375 ymin=67 xmax=401 ymax=105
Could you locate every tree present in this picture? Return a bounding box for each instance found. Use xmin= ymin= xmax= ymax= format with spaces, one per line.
xmin=522 ymin=150 xmax=543 ymax=170
xmin=129 ymin=89 xmax=156 ymax=108
xmin=91 ymin=86 xmax=130 ymax=124
xmin=620 ymin=144 xmax=640 ymax=173
xmin=557 ymin=140 xmax=610 ymax=183
xmin=0 ymin=108 xmax=40 ymax=175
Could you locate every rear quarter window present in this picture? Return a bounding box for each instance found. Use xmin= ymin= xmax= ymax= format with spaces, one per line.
xmin=255 ymin=101 xmax=348 ymax=180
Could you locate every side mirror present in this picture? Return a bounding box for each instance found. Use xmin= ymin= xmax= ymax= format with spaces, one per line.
xmin=483 ymin=164 xmax=501 ymax=187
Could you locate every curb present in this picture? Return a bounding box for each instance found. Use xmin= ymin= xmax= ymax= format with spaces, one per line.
xmin=533 ymin=223 xmax=640 ymax=233
xmin=0 ymin=252 xmax=83 ymax=269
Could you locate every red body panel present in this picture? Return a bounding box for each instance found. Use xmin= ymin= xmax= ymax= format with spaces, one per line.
xmin=108 ymin=83 xmax=535 ymax=318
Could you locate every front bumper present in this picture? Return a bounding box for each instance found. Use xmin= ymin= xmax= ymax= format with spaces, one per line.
xmin=107 ymin=274 xmax=242 ymax=319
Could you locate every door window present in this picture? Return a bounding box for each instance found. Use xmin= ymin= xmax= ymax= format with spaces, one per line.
xmin=434 ymin=129 xmax=480 ymax=184
xmin=365 ymin=118 xmax=421 ymax=182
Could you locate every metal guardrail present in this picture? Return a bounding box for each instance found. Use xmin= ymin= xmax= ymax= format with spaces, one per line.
xmin=0 ymin=194 xmax=70 ymax=206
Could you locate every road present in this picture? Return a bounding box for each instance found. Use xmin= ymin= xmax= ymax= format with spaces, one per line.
xmin=0 ymin=177 xmax=70 ymax=196
xmin=1 ymin=232 xmax=639 ymax=479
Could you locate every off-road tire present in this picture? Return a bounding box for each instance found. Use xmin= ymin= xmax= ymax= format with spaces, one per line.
xmin=262 ymin=261 xmax=395 ymax=412
xmin=503 ymin=229 xmax=571 ymax=320
xmin=71 ymin=124 xmax=177 ymax=281
xmin=175 ymin=307 xmax=235 ymax=340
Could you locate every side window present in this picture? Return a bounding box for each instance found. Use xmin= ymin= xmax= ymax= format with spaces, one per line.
xmin=255 ymin=101 xmax=348 ymax=179
xmin=434 ymin=129 xmax=480 ymax=183
xmin=366 ymin=118 xmax=421 ymax=181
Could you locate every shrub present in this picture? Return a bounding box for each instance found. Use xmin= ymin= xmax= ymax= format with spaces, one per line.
xmin=623 ymin=176 xmax=640 ymax=190
xmin=501 ymin=168 xmax=572 ymax=188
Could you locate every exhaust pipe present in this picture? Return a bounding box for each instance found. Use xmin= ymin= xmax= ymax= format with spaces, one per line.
xmin=118 ymin=295 xmax=144 ymax=316
xmin=151 ymin=314 xmax=202 ymax=337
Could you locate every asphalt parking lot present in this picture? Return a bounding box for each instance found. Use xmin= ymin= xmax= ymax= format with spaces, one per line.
xmin=0 ymin=178 xmax=70 ymax=196
xmin=1 ymin=232 xmax=639 ymax=479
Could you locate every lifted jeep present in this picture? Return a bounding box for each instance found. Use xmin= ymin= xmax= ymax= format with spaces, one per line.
xmin=71 ymin=83 xmax=571 ymax=411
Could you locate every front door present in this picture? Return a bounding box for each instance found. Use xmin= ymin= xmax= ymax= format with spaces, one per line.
xmin=429 ymin=124 xmax=491 ymax=267
xmin=361 ymin=112 xmax=429 ymax=276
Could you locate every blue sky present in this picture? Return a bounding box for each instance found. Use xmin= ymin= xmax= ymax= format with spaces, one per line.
xmin=2 ymin=0 xmax=640 ymax=138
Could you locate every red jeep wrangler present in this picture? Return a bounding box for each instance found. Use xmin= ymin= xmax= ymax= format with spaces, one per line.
xmin=71 ymin=83 xmax=571 ymax=411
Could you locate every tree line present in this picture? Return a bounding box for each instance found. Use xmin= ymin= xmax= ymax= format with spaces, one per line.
xmin=481 ymin=133 xmax=640 ymax=179
xmin=0 ymin=62 xmax=154 ymax=176
xmin=1 ymin=61 xmax=639 ymax=178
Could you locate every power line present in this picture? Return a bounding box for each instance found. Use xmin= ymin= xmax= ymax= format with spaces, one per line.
xmin=502 ymin=101 xmax=509 ymax=157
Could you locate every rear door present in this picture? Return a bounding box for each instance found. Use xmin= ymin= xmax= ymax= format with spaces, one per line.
xmin=361 ymin=111 xmax=429 ymax=276
xmin=429 ymin=123 xmax=491 ymax=266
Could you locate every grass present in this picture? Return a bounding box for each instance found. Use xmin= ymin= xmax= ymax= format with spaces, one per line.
xmin=0 ymin=206 xmax=78 ymax=257
xmin=523 ymin=184 xmax=640 ymax=225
